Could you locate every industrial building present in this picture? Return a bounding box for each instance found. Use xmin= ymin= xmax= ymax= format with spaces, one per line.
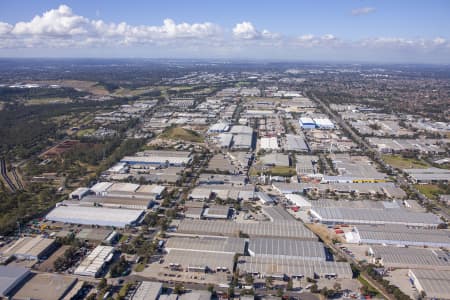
xmin=262 ymin=206 xmax=295 ymax=222
xmin=345 ymin=225 xmax=450 ymax=247
xmin=74 ymin=245 xmax=114 ymax=277
xmin=231 ymin=134 xmax=254 ymax=150
xmin=13 ymin=273 xmax=77 ymax=300
xmin=256 ymin=192 xmax=274 ymax=204
xmin=408 ymin=269 xmax=450 ymax=300
xmin=260 ymin=137 xmax=279 ymax=151
xmin=188 ymin=184 xmax=255 ymax=201
xmin=165 ymin=237 xmax=245 ymax=254
xmin=238 ymin=256 xmax=352 ymax=279
xmin=0 ymin=266 xmax=30 ymax=298
xmin=1 ymin=236 xmax=55 ymax=260
xmin=164 ymin=249 xmax=235 ymax=273
xmin=75 ymin=228 xmax=113 ymax=243
xmin=203 ymin=205 xmax=231 ymax=219
xmin=299 ymin=117 xmax=316 ymax=129
xmin=369 ymin=245 xmax=450 ymax=270
xmin=174 ymin=219 xmax=317 ymax=240
xmin=121 ymin=150 xmax=191 ymax=166
xmin=260 ymin=153 xmax=290 ymax=167
xmin=404 ymin=167 xmax=450 ymax=184
xmin=248 ymin=238 xmax=326 ymax=261
xmin=295 ymin=155 xmax=318 ymax=174
xmin=285 ymin=194 xmax=312 ymax=210
xmin=310 ymin=207 xmax=441 ymax=227
xmin=208 ymin=122 xmax=230 ymax=133
xmin=314 ymin=118 xmax=335 ymax=129
xmin=285 ymin=134 xmax=309 ymax=152
xmin=46 ymin=205 xmax=144 ymax=228
xmin=131 ymin=281 xmax=163 ymax=300
xmin=81 ymin=195 xmax=152 ymax=210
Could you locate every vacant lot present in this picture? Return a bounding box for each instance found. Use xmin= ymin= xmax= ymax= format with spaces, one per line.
xmin=159 ymin=127 xmax=204 ymax=143
xmin=382 ymin=154 xmax=429 ymax=169
xmin=37 ymin=245 xmax=70 ymax=272
xmin=415 ymin=184 xmax=448 ymax=200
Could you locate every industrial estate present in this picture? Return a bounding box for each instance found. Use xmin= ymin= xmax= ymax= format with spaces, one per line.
xmin=0 ymin=58 xmax=449 ymax=300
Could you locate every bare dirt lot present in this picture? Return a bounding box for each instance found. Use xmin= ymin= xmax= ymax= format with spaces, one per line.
xmin=36 ymin=245 xmax=70 ymax=272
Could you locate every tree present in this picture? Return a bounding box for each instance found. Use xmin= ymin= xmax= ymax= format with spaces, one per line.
xmin=286 ymin=278 xmax=293 ymax=291
xmin=265 ymin=276 xmax=274 ymax=289
xmin=174 ymin=283 xmax=184 ymax=295
xmin=98 ymin=278 xmax=107 ymax=290
xmin=333 ymin=282 xmax=341 ymax=292
xmin=310 ymin=284 xmax=319 ymax=293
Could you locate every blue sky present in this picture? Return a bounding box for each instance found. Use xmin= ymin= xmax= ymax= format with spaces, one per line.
xmin=0 ymin=0 xmax=449 ymax=63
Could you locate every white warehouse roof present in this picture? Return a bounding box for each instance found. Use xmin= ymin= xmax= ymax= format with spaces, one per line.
xmin=46 ymin=205 xmax=143 ymax=228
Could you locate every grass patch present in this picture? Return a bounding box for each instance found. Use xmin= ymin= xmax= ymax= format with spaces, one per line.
xmin=76 ymin=128 xmax=95 ymax=137
xmin=357 ymin=275 xmax=381 ymax=297
xmin=134 ymin=263 xmax=145 ymax=272
xmin=159 ymin=126 xmax=204 ymax=143
xmin=25 ymin=97 xmax=72 ymax=105
xmin=382 ymin=154 xmax=429 ymax=169
xmin=119 ymin=234 xmax=128 ymax=243
xmin=415 ymin=184 xmax=447 ymax=200
xmin=268 ymin=166 xmax=296 ymax=177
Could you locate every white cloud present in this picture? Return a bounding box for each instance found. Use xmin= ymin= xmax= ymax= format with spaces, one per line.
xmin=0 ymin=4 xmax=448 ymax=62
xmin=1 ymin=4 xmax=222 ymax=48
xmin=295 ymin=34 xmax=341 ymax=47
xmin=232 ymin=21 xmax=279 ymax=40
xmin=351 ymin=7 xmax=376 ymax=16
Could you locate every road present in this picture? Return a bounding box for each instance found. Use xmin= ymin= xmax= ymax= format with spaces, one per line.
xmin=0 ymin=158 xmax=17 ymax=192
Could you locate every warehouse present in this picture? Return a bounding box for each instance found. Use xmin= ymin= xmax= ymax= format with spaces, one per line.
xmin=310 ymin=207 xmax=441 ymax=227
xmin=313 ymin=118 xmax=335 ymax=129
xmin=408 ymin=269 xmax=450 ymax=300
xmin=203 ymin=205 xmax=231 ymax=219
xmin=230 ymin=125 xmax=253 ymax=135
xmin=76 ymin=228 xmax=113 ymax=243
xmin=74 ymin=245 xmax=114 ymax=277
xmin=218 ymin=133 xmax=233 ymax=148
xmin=272 ymin=182 xmax=304 ymax=194
xmin=166 ymin=237 xmax=245 ymax=254
xmin=248 ymin=238 xmax=326 ymax=261
xmin=285 ymin=134 xmax=309 ymax=152
xmin=231 ymin=134 xmax=254 ymax=150
xmin=121 ymin=150 xmax=191 ymax=166
xmin=208 ymin=122 xmax=230 ymax=133
xmin=90 ymin=182 xmax=114 ymax=195
xmin=256 ymin=192 xmax=274 ymax=204
xmin=46 ymin=205 xmax=144 ymax=228
xmin=404 ymin=168 xmax=450 ymax=184
xmin=174 ymin=219 xmax=317 ymax=240
xmin=189 ymin=184 xmax=255 ymax=201
xmin=13 ymin=273 xmax=77 ymax=300
xmin=345 ymin=225 xmax=450 ymax=247
xmin=369 ymin=245 xmax=450 ymax=270
xmin=164 ymin=249 xmax=234 ymax=273
xmin=1 ymin=236 xmax=55 ymax=260
xmin=299 ymin=117 xmax=316 ymax=129
xmin=238 ymin=256 xmax=352 ymax=279
xmin=262 ymin=206 xmax=295 ymax=222
xmin=260 ymin=137 xmax=279 ymax=151
xmin=69 ymin=187 xmax=91 ymax=200
xmin=81 ymin=195 xmax=152 ymax=210
xmin=260 ymin=153 xmax=290 ymax=167
xmin=295 ymin=155 xmax=318 ymax=174
xmin=285 ymin=194 xmax=312 ymax=211
xmin=131 ymin=281 xmax=163 ymax=300
xmin=0 ymin=266 xmax=30 ymax=298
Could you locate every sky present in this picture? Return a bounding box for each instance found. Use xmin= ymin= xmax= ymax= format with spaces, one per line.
xmin=0 ymin=0 xmax=449 ymax=63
